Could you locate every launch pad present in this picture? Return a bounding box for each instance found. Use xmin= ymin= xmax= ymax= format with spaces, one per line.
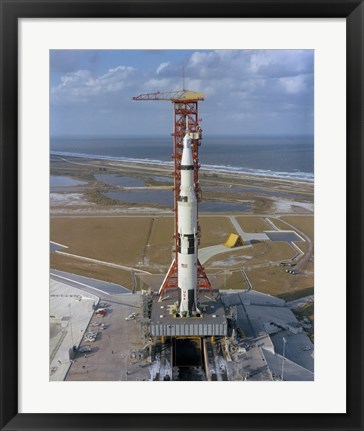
xmin=134 ymin=89 xmax=228 ymax=336
xmin=149 ymin=288 xmax=227 ymax=337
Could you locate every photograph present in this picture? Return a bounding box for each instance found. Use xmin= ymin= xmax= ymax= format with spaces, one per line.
xmin=49 ymin=49 xmax=314 ymax=382
xmin=1 ymin=0 xmax=363 ymax=428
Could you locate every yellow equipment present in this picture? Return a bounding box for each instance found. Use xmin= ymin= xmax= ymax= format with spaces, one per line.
xmin=133 ymin=90 xmax=204 ymax=101
xmin=224 ymin=234 xmax=243 ymax=248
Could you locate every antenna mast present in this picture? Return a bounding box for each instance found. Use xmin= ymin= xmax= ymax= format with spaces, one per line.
xmin=182 ymin=65 xmax=185 ymax=91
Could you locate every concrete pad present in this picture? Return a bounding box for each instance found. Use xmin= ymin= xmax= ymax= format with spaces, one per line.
xmin=198 ymin=244 xmax=249 ymax=265
xmin=50 ymin=269 xmax=129 ymax=295
xmin=229 ymin=216 xmax=269 ymax=243
xmin=244 ymin=304 xmax=299 ymax=337
xmin=238 ymin=291 xmax=286 ymax=307
xmin=271 ymin=331 xmax=314 ymax=372
xmin=262 ymin=348 xmax=314 ymax=381
xmin=50 ymin=279 xmax=99 ymax=381
xmin=264 ymin=231 xmax=304 ymax=242
xmin=66 ymin=293 xmax=150 ymax=381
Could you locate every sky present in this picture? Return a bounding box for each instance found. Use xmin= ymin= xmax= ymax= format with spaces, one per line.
xmin=50 ymin=49 xmax=314 ymax=137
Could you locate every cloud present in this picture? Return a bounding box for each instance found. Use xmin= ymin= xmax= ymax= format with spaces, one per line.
xmin=142 ymin=77 xmax=177 ymax=92
xmin=51 ymin=50 xmax=314 ymax=136
xmin=51 ymin=65 xmax=136 ymax=105
xmin=279 ymin=75 xmax=307 ymax=94
xmin=156 ymin=62 xmax=170 ymax=74
xmin=249 ymin=50 xmax=313 ymax=77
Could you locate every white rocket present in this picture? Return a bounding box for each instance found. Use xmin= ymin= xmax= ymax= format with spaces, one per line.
xmin=177 ymin=123 xmax=200 ymax=317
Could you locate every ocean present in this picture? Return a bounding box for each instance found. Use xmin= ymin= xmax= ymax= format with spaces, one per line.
xmin=50 ymin=135 xmax=314 ymax=182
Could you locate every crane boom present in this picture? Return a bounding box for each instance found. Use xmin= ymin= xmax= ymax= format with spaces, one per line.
xmin=132 ymin=89 xmax=204 ymax=101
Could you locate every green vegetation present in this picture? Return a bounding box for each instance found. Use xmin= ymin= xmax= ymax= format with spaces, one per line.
xmin=277 ymin=287 xmax=314 ymax=302
xmin=292 ymin=302 xmax=314 ymax=343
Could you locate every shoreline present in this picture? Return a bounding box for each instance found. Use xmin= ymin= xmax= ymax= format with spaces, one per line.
xmin=50 ymin=154 xmax=314 ymax=215
xmin=50 ymin=152 xmax=314 ymax=184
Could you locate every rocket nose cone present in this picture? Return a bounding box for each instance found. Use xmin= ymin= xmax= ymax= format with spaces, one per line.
xmin=181 ymin=145 xmax=194 ymax=166
xmin=183 ymin=133 xmax=192 ymax=148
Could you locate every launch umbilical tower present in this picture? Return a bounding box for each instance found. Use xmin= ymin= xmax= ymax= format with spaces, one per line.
xmin=133 ymin=90 xmax=212 ymax=313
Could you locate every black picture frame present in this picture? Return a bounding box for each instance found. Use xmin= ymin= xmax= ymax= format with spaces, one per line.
xmin=1 ymin=1 xmax=363 ymax=430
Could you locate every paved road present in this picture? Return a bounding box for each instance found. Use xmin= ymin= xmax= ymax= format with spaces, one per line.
xmin=50 ymin=241 xmax=68 ymax=253
xmin=198 ymin=244 xmax=250 ymax=265
xmin=264 ymin=217 xmax=280 ymax=231
xmin=54 ymin=250 xmax=151 ymax=274
xmin=275 ymin=217 xmax=313 ymax=271
xmin=50 ymin=269 xmax=130 ymax=295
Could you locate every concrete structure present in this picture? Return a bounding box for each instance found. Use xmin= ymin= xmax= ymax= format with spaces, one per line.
xmin=221 ymin=290 xmax=314 ymax=380
xmin=286 ymin=321 xmax=303 ymax=334
xmin=150 ymin=289 xmax=227 ymax=337
xmin=50 ymin=279 xmax=99 ymax=381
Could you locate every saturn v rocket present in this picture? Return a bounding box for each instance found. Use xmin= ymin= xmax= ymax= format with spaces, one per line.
xmin=177 ymin=126 xmax=200 ymax=317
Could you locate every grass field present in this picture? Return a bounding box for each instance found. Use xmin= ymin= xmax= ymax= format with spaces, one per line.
xmin=51 ymin=217 xmax=152 ymax=267
xmin=50 ymin=215 xmax=236 ymax=275
xmin=295 ymin=242 xmax=308 ymax=254
xmin=146 ymin=217 xmax=174 ymax=269
xmin=199 ymin=216 xmax=235 ymax=247
xmin=280 ymin=216 xmax=314 ymax=241
xmin=225 ymin=271 xmax=250 ymax=290
xmin=50 ymin=253 xmax=135 ymax=289
xmin=292 ymin=302 xmax=314 ymax=342
xmin=235 ymin=216 xmax=270 ymax=232
xmin=50 ymin=214 xmax=314 ymax=298
xmin=205 ymin=241 xmax=295 ymax=269
xmin=267 ymin=217 xmax=289 ymax=230
xmin=246 ymin=266 xmax=313 ymax=296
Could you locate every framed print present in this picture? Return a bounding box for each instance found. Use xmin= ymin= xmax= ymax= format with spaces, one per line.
xmin=1 ymin=1 xmax=363 ymax=430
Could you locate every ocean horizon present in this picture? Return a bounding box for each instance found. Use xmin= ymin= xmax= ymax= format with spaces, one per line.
xmin=50 ymin=135 xmax=314 ymax=182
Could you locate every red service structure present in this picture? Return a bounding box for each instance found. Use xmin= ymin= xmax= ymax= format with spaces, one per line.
xmin=133 ymin=90 xmax=213 ymax=316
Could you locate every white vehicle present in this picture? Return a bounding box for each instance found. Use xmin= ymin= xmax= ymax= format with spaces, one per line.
xmin=125 ymin=312 xmax=137 ymax=321
xmin=85 ymin=331 xmax=98 ymax=342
